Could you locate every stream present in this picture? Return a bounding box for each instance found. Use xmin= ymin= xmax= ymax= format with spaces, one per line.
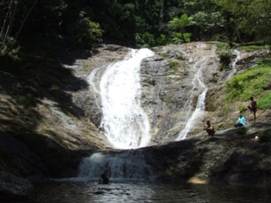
xmin=28 ymin=181 xmax=271 ymax=203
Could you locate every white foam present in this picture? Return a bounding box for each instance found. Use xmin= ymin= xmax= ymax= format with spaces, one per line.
xmin=99 ymin=49 xmax=154 ymax=149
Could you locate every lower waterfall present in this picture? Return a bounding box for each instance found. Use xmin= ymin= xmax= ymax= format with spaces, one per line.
xmin=78 ymin=151 xmax=152 ymax=182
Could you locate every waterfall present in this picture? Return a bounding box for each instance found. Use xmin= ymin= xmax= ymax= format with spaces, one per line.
xmin=78 ymin=151 xmax=152 ymax=182
xmin=176 ymin=56 xmax=211 ymax=141
xmin=80 ymin=49 xmax=154 ymax=182
xmin=227 ymin=49 xmax=241 ymax=79
xmin=99 ymin=49 xmax=154 ymax=149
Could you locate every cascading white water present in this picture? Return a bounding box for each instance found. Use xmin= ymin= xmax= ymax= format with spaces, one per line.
xmin=78 ymin=152 xmax=152 ymax=182
xmin=227 ymin=49 xmax=241 ymax=79
xmin=79 ymin=49 xmax=154 ymax=182
xmin=99 ymin=49 xmax=154 ymax=149
xmin=176 ymin=56 xmax=211 ymax=141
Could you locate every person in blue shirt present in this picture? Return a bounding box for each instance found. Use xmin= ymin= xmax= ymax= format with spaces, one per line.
xmin=235 ymin=114 xmax=247 ymax=128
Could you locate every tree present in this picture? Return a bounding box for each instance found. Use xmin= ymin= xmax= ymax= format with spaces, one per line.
xmin=168 ymin=14 xmax=192 ymax=43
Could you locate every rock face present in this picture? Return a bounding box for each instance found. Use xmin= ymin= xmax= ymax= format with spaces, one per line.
xmin=143 ymin=124 xmax=271 ymax=185
xmin=70 ymin=44 xmax=129 ymax=128
xmin=74 ymin=42 xmax=271 ymax=186
xmin=86 ymin=124 xmax=271 ymax=185
xmin=0 ymin=41 xmax=270 ymax=199
xmin=81 ymin=42 xmax=224 ymax=146
xmin=0 ymin=46 xmax=127 ymax=198
xmin=205 ymin=47 xmax=271 ymax=131
xmin=141 ymin=43 xmax=222 ymax=143
xmin=0 ymin=171 xmax=33 ymax=199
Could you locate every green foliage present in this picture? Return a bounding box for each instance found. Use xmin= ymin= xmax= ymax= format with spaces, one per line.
xmin=215 ymin=0 xmax=271 ymax=42
xmin=0 ymin=0 xmax=271 ymax=51
xmin=156 ymin=34 xmax=168 ymax=46
xmin=216 ymin=42 xmax=231 ymax=69
xmin=183 ymin=33 xmax=192 ymax=43
xmin=219 ymin=51 xmax=231 ymax=69
xmin=191 ymin=11 xmax=225 ymax=32
xmin=167 ymin=14 xmax=192 ymax=44
xmin=168 ymin=14 xmax=192 ymax=32
xmin=226 ymin=62 xmax=271 ymax=109
xmin=239 ymin=105 xmax=247 ymax=113
xmin=216 ymin=42 xmax=231 ymax=53
xmin=239 ymin=45 xmax=271 ymax=52
xmin=169 ymin=60 xmax=179 ymax=71
xmin=135 ymin=32 xmax=156 ymax=47
xmin=258 ymin=91 xmax=271 ymax=109
xmin=170 ymin=32 xmax=183 ymax=44
xmin=73 ymin=17 xmax=103 ymax=48
xmin=0 ymin=37 xmax=20 ymax=60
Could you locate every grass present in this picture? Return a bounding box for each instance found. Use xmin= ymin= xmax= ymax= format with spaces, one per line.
xmin=216 ymin=42 xmax=230 ymax=53
xmin=239 ymin=44 xmax=270 ymax=52
xmin=226 ymin=61 xmax=271 ymax=109
xmin=258 ymin=91 xmax=271 ymax=109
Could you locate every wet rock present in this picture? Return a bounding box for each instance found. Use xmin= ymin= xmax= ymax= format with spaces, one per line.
xmin=113 ymin=125 xmax=271 ymax=185
xmin=0 ymin=171 xmax=33 ymax=199
xmin=141 ymin=43 xmax=222 ymax=143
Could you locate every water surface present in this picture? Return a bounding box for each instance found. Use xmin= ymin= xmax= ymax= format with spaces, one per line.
xmin=30 ymin=181 xmax=271 ymax=203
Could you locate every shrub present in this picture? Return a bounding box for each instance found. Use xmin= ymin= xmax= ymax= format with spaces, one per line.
xmin=216 ymin=42 xmax=231 ymax=69
xmin=219 ymin=51 xmax=231 ymax=69
xmin=135 ymin=32 xmax=155 ymax=47
xmin=73 ymin=17 xmax=103 ymax=49
xmin=183 ymin=32 xmax=192 ymax=43
xmin=170 ymin=32 xmax=183 ymax=44
xmin=0 ymin=37 xmax=20 ymax=59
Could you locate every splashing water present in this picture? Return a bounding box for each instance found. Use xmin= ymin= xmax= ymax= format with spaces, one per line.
xmin=99 ymin=49 xmax=154 ymax=149
xmin=176 ymin=56 xmax=212 ymax=141
xmin=78 ymin=152 xmax=152 ymax=182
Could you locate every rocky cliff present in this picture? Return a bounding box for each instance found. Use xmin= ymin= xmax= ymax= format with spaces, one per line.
xmin=0 ymin=42 xmax=270 ymax=199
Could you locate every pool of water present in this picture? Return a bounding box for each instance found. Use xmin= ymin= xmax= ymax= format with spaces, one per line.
xmin=26 ymin=181 xmax=271 ymax=203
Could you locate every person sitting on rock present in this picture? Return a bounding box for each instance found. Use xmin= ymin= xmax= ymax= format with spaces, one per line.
xmin=247 ymin=97 xmax=257 ymax=121
xmin=235 ymin=114 xmax=247 ymax=128
xmin=204 ymin=120 xmax=215 ymax=136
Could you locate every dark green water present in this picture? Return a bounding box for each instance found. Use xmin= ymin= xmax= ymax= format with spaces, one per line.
xmin=26 ymin=181 xmax=271 ymax=203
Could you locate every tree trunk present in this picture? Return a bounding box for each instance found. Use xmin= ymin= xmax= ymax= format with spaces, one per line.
xmin=15 ymin=0 xmax=39 ymax=40
xmin=158 ymin=0 xmax=165 ymax=31
xmin=0 ymin=0 xmax=13 ymax=42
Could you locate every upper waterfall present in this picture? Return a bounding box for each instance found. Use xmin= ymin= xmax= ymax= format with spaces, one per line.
xmin=99 ymin=48 xmax=154 ymax=149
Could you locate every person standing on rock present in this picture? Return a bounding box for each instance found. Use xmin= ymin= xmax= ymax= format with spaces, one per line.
xmin=248 ymin=97 xmax=257 ymax=121
xmin=204 ymin=120 xmax=215 ymax=136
